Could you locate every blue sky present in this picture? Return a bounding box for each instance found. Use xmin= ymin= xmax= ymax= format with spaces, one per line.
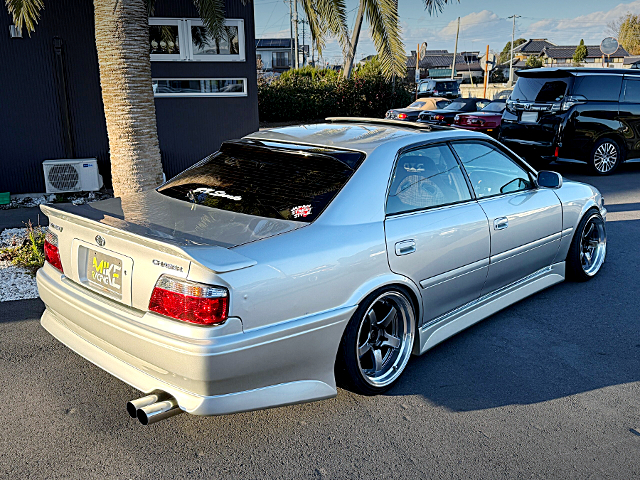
xmin=253 ymin=0 xmax=640 ymax=63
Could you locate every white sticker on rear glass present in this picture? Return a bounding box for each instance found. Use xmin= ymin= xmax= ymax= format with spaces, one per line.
xmin=291 ymin=205 xmax=312 ymax=218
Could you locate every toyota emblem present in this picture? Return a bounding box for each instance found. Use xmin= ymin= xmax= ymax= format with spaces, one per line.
xmin=95 ymin=235 xmax=106 ymax=247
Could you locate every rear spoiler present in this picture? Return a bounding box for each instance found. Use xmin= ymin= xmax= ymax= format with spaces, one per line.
xmin=41 ymin=204 xmax=256 ymax=274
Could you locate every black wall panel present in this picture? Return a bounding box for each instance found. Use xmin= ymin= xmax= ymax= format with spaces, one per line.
xmin=0 ymin=0 xmax=258 ymax=193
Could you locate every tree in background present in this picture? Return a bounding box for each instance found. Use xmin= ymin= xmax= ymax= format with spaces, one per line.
xmin=525 ymin=55 xmax=543 ymax=68
xmin=573 ymin=39 xmax=587 ymax=64
xmin=499 ymin=38 xmax=526 ymax=64
xmin=342 ymin=0 xmax=459 ymax=80
xmin=611 ymin=13 xmax=640 ymax=55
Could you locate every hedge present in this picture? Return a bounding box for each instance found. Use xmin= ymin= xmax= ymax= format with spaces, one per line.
xmin=258 ymin=61 xmax=413 ymax=122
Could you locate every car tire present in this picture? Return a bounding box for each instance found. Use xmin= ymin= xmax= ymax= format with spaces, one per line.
xmin=335 ymin=286 xmax=416 ymax=395
xmin=566 ymin=209 xmax=607 ymax=282
xmin=589 ymin=138 xmax=623 ymax=175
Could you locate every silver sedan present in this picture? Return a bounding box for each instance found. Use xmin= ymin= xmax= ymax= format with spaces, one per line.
xmin=36 ymin=119 xmax=607 ymax=424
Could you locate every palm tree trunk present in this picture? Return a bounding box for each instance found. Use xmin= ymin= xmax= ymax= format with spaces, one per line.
xmin=342 ymin=0 xmax=365 ymax=79
xmin=93 ymin=0 xmax=164 ymax=198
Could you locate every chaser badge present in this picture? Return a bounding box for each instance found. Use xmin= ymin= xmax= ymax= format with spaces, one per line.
xmin=291 ymin=204 xmax=312 ymax=218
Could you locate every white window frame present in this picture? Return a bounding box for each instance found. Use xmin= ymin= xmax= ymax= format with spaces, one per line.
xmin=149 ymin=18 xmax=187 ymax=61
xmin=149 ymin=18 xmax=245 ymax=62
xmin=187 ymin=19 xmax=245 ymax=62
xmin=152 ymin=78 xmax=248 ymax=97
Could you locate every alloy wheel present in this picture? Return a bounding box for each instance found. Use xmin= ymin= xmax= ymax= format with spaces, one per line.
xmin=593 ymin=142 xmax=618 ymax=173
xmin=356 ymin=291 xmax=415 ymax=388
xmin=579 ymin=214 xmax=606 ymax=276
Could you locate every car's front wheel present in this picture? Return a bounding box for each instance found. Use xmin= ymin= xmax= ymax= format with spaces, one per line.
xmin=589 ymin=138 xmax=623 ymax=175
xmin=335 ymin=287 xmax=416 ymax=395
xmin=566 ymin=209 xmax=607 ymax=281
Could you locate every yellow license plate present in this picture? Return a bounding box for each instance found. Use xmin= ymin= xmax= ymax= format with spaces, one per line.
xmin=87 ymin=249 xmax=123 ymax=298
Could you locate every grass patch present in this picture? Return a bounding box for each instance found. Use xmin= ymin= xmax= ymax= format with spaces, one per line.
xmin=0 ymin=221 xmax=46 ymax=274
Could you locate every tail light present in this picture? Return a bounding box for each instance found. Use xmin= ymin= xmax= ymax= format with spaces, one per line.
xmin=561 ymin=95 xmax=587 ymax=112
xmin=454 ymin=115 xmax=461 ymax=124
xmin=434 ymin=115 xmax=445 ymax=121
xmin=44 ymin=230 xmax=63 ymax=272
xmin=397 ymin=113 xmax=407 ymax=120
xmin=149 ymin=275 xmax=228 ymax=326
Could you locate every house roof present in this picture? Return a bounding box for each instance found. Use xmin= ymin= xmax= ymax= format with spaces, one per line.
xmin=407 ymin=52 xmax=481 ymax=70
xmin=256 ymin=38 xmax=291 ymax=49
xmin=541 ymin=45 xmax=629 ymax=59
xmin=624 ymin=55 xmax=640 ymax=65
xmin=514 ymin=39 xmax=556 ymax=54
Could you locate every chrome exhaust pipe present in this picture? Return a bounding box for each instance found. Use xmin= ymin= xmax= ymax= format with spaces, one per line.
xmin=126 ymin=391 xmax=170 ymax=418
xmin=137 ymin=396 xmax=183 ymax=425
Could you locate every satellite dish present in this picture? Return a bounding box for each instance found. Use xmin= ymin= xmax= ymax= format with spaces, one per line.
xmin=600 ymin=37 xmax=619 ymax=55
xmin=480 ymin=53 xmax=497 ymax=72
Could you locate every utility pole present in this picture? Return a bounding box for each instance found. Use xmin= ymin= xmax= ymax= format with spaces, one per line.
xmin=288 ymin=0 xmax=294 ymax=69
xmin=293 ymin=0 xmax=299 ymax=69
xmin=508 ymin=14 xmax=521 ymax=86
xmin=451 ymin=17 xmax=460 ymax=79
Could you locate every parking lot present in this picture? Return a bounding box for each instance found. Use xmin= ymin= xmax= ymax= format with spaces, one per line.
xmin=1 ymin=161 xmax=639 ymax=479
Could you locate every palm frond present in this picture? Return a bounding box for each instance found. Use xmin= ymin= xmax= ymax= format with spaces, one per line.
xmin=423 ymin=0 xmax=458 ymax=16
xmin=363 ymin=0 xmax=405 ymax=78
xmin=299 ymin=0 xmax=349 ymax=56
xmin=193 ymin=0 xmax=226 ymax=39
xmin=5 ymin=0 xmax=44 ymax=35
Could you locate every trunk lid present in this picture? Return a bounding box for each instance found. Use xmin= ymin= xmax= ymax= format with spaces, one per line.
xmin=42 ymin=190 xmax=303 ymax=309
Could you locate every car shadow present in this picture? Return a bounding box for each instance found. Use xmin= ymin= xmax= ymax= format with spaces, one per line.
xmin=387 ymin=215 xmax=640 ymax=411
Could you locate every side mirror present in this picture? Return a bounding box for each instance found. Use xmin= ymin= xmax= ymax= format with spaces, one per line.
xmin=537 ymin=170 xmax=563 ymax=189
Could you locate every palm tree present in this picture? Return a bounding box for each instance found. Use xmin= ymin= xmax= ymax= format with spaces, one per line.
xmin=342 ymin=0 xmax=458 ymax=79
xmin=5 ymin=0 xmax=230 ymax=197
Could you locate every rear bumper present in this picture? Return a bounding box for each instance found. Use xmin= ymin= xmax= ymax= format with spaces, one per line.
xmin=37 ymin=264 xmax=352 ymax=415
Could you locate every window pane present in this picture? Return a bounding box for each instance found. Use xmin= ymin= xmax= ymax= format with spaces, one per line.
xmin=511 ymin=77 xmax=571 ymax=102
xmin=152 ymin=79 xmax=245 ymax=95
xmin=149 ymin=25 xmax=180 ymax=55
xmin=451 ymin=142 xmax=533 ymax=198
xmin=272 ymin=52 xmax=289 ymax=67
xmin=191 ymin=25 xmax=239 ymax=56
xmin=387 ymin=144 xmax=472 ymax=214
xmin=574 ymin=75 xmax=622 ymax=101
xmin=623 ymin=79 xmax=640 ymax=103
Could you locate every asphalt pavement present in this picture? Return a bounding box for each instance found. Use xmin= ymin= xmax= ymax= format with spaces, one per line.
xmin=1 ymin=162 xmax=640 ymax=479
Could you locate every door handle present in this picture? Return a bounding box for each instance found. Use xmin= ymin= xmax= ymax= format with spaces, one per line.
xmin=395 ymin=240 xmax=416 ymax=256
xmin=494 ymin=217 xmax=509 ymax=230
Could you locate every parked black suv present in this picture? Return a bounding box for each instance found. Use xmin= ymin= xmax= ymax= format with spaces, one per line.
xmin=500 ymin=68 xmax=640 ymax=174
xmin=416 ymin=79 xmax=460 ymax=99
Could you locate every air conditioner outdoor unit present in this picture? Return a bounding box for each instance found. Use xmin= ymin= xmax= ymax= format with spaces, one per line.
xmin=43 ymin=158 xmax=103 ymax=193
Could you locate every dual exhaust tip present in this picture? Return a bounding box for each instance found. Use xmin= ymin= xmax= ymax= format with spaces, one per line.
xmin=126 ymin=391 xmax=183 ymax=425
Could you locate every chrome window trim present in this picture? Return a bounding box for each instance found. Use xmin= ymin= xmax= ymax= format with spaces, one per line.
xmin=152 ymin=78 xmax=248 ymax=97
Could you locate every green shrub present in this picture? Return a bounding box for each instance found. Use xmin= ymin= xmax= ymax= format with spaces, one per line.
xmin=258 ymin=59 xmax=413 ymax=122
xmin=0 ymin=221 xmax=45 ymax=274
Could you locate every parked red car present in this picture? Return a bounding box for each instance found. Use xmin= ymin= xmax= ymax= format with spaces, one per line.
xmin=453 ymin=99 xmax=506 ymax=137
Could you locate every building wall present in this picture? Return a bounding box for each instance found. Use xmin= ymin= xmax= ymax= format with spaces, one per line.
xmin=0 ymin=0 xmax=258 ymax=193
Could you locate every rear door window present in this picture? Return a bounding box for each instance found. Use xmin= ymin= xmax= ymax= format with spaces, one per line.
xmin=622 ymin=79 xmax=640 ymax=103
xmin=574 ymin=75 xmax=622 ymax=101
xmin=511 ymin=77 xmax=571 ymax=102
xmin=387 ymin=144 xmax=472 ymax=214
xmin=158 ymin=141 xmax=364 ymax=223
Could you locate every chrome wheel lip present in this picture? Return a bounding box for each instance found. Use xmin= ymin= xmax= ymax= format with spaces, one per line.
xmin=580 ymin=214 xmax=606 ymax=276
xmin=593 ymin=142 xmax=618 ymax=173
xmin=356 ymin=291 xmax=415 ymax=388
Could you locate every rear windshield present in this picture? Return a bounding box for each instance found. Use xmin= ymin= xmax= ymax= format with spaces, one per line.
xmin=482 ymin=101 xmax=506 ymax=112
xmin=409 ymin=101 xmax=425 ymax=108
xmin=436 ymin=81 xmax=458 ymax=91
xmin=511 ymin=77 xmax=571 ymax=102
xmin=444 ymin=101 xmax=466 ymax=110
xmin=436 ymin=100 xmax=450 ymax=109
xmin=158 ymin=141 xmax=365 ymax=223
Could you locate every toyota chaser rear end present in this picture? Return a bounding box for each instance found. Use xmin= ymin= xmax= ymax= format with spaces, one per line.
xmin=36 ymin=139 xmax=368 ymax=423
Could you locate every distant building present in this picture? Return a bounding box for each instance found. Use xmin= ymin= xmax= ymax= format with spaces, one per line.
xmin=255 ymin=39 xmax=308 ymax=71
xmin=406 ymin=50 xmax=483 ymax=81
xmin=540 ymin=44 xmax=629 ymax=66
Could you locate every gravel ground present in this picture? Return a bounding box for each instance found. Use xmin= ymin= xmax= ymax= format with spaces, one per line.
xmin=0 ymin=227 xmax=39 ymax=302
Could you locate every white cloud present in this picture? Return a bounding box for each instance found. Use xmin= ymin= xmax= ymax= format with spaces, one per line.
xmin=522 ymin=0 xmax=640 ymax=45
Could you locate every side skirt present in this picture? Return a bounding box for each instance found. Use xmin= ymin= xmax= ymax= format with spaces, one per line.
xmin=414 ymin=262 xmax=565 ymax=355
